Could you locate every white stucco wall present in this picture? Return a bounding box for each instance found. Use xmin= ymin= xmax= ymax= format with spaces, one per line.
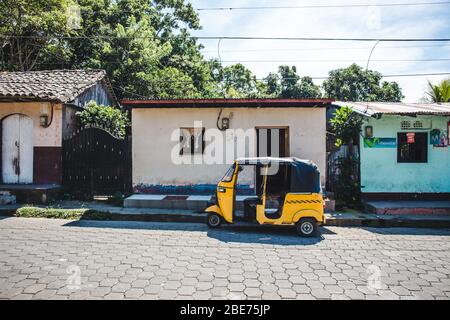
xmin=132 ymin=107 xmax=326 ymax=191
xmin=0 ymin=102 xmax=62 ymax=147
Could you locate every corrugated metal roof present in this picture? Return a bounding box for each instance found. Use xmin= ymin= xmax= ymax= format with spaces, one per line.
xmin=333 ymin=101 xmax=450 ymax=116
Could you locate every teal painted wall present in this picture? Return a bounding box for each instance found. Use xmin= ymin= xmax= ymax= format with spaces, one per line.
xmin=360 ymin=114 xmax=450 ymax=193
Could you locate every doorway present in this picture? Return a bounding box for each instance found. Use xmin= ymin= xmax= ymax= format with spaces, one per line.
xmin=255 ymin=127 xmax=289 ymax=195
xmin=2 ymin=114 xmax=34 ymax=184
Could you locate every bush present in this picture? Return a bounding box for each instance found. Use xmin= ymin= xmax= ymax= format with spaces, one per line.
xmin=15 ymin=207 xmax=111 ymax=220
xmin=76 ymin=101 xmax=130 ymax=138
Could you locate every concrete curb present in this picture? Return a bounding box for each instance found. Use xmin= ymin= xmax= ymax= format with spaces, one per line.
xmin=325 ymin=217 xmax=450 ymax=228
xmin=2 ymin=207 xmax=450 ymax=228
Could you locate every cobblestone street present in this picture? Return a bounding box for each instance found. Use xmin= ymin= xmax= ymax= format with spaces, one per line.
xmin=1 ymin=217 xmax=450 ymax=300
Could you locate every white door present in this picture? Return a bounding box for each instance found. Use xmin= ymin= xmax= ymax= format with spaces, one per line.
xmin=2 ymin=114 xmax=34 ymax=184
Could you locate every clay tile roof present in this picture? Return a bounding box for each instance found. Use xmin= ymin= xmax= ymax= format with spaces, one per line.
xmin=0 ymin=69 xmax=115 ymax=103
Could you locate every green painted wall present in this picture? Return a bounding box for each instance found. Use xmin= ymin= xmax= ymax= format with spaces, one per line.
xmin=360 ymin=114 xmax=450 ymax=193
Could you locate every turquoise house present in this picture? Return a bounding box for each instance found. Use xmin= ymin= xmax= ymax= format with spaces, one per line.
xmin=334 ymin=102 xmax=450 ymax=199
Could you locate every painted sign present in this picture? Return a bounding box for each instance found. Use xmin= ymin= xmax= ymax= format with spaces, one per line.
xmin=406 ymin=132 xmax=415 ymax=144
xmin=363 ymin=137 xmax=397 ymax=148
xmin=430 ymin=129 xmax=448 ymax=148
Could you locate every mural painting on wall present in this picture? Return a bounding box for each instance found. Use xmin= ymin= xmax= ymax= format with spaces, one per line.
xmin=363 ymin=137 xmax=397 ymax=148
xmin=430 ymin=129 xmax=448 ymax=148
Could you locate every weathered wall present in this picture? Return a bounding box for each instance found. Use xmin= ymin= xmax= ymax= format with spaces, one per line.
xmin=62 ymin=105 xmax=79 ymax=139
xmin=0 ymin=102 xmax=62 ymax=147
xmin=360 ymin=114 xmax=450 ymax=194
xmin=73 ymin=82 xmax=115 ymax=107
xmin=132 ymin=107 xmax=327 ymax=193
xmin=0 ymin=102 xmax=63 ymax=184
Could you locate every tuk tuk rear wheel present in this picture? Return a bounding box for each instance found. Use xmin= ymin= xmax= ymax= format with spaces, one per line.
xmin=296 ymin=218 xmax=318 ymax=237
xmin=206 ymin=213 xmax=222 ymax=228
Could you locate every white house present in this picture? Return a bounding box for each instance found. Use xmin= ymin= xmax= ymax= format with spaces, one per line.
xmin=122 ymin=98 xmax=331 ymax=196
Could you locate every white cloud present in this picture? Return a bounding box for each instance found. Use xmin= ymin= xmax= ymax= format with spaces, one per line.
xmin=191 ymin=0 xmax=450 ymax=102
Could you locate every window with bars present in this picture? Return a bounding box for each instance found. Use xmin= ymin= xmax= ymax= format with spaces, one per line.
xmin=179 ymin=127 xmax=205 ymax=155
xmin=397 ymin=132 xmax=428 ymax=163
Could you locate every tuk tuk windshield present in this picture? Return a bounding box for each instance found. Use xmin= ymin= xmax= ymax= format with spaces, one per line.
xmin=221 ymin=164 xmax=236 ymax=182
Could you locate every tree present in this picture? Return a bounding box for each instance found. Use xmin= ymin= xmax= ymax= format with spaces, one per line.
xmin=330 ymin=106 xmax=363 ymax=147
xmin=0 ymin=0 xmax=218 ymax=99
xmin=426 ymin=79 xmax=450 ymax=102
xmin=263 ymin=66 xmax=321 ymax=98
xmin=76 ymin=101 xmax=130 ymax=138
xmin=322 ymin=63 xmax=404 ymax=101
xmin=0 ymin=0 xmax=72 ymax=71
xmin=69 ymin=0 xmax=217 ymax=99
xmin=379 ymin=81 xmax=404 ymax=102
xmin=214 ymin=63 xmax=266 ymax=98
xmin=296 ymin=76 xmax=322 ymax=99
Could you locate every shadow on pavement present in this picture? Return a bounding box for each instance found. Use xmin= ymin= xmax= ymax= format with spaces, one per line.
xmin=361 ymin=226 xmax=450 ymax=236
xmin=206 ymin=225 xmax=332 ymax=246
xmin=63 ymin=219 xmax=332 ymax=246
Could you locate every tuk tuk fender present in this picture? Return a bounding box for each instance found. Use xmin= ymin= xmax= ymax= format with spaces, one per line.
xmin=205 ymin=205 xmax=232 ymax=223
xmin=292 ymin=209 xmax=324 ymax=224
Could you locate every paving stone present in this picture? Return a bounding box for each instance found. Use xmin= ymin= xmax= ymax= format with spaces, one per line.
xmin=1 ymin=218 xmax=450 ymax=300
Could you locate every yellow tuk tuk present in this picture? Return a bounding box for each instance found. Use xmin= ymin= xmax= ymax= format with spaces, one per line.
xmin=204 ymin=157 xmax=325 ymax=237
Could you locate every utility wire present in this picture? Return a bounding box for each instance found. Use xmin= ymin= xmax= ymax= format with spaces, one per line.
xmin=201 ymin=43 xmax=450 ymax=53
xmin=2 ymin=72 xmax=450 ymax=84
xmin=195 ymin=1 xmax=450 ymax=11
xmin=218 ymin=58 xmax=450 ymax=63
xmin=1 ymin=35 xmax=450 ymax=42
xmin=196 ymin=36 xmax=450 ymax=42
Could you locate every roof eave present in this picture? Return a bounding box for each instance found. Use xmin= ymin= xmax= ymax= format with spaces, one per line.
xmin=121 ymin=98 xmax=335 ymax=108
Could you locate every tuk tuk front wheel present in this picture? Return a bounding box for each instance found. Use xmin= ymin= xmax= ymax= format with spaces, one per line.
xmin=206 ymin=213 xmax=222 ymax=228
xmin=296 ymin=218 xmax=318 ymax=237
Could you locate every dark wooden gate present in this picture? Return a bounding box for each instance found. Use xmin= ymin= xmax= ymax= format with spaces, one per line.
xmin=62 ymin=127 xmax=131 ymax=198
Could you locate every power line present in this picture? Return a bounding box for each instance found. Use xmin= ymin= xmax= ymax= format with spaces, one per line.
xmin=197 ymin=36 xmax=450 ymax=42
xmin=1 ymin=35 xmax=450 ymax=42
xmin=219 ymin=58 xmax=450 ymax=63
xmin=196 ymin=1 xmax=450 ymax=11
xmin=201 ymin=43 xmax=450 ymax=53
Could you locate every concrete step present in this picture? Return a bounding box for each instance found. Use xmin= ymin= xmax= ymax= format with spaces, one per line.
xmin=124 ymin=194 xmax=260 ymax=211
xmin=0 ymin=184 xmax=61 ymax=204
xmin=0 ymin=191 xmax=16 ymax=205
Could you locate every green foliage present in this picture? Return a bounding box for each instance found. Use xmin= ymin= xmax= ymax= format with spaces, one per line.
xmin=0 ymin=0 xmax=72 ymax=71
xmin=215 ymin=63 xmax=267 ymax=98
xmin=323 ymin=63 xmax=404 ymax=101
xmin=263 ymin=66 xmax=322 ymax=98
xmin=330 ymin=106 xmax=363 ymax=147
xmin=427 ymin=79 xmax=450 ymax=102
xmin=76 ymin=101 xmax=130 ymax=138
xmin=330 ymin=105 xmax=363 ymax=205
xmin=16 ymin=207 xmax=90 ymax=219
xmin=333 ymin=156 xmax=361 ymax=205
xmin=0 ymin=2 xmax=404 ymax=101
xmin=15 ymin=206 xmax=112 ymax=220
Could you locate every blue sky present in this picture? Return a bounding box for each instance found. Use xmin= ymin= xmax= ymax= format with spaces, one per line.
xmin=189 ymin=0 xmax=450 ymax=101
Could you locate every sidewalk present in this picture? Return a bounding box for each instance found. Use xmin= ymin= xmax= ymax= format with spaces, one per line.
xmin=2 ymin=200 xmax=450 ymax=228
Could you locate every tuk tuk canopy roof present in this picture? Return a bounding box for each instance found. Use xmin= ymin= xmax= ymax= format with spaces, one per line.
xmin=236 ymin=157 xmax=321 ymax=193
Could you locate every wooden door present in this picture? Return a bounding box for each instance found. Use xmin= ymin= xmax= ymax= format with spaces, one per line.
xmin=2 ymin=114 xmax=34 ymax=184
